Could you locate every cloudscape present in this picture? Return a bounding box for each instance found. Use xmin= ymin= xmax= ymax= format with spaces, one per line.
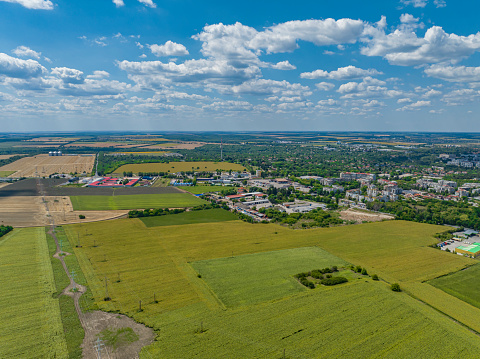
xmin=0 ymin=0 xmax=479 ymax=131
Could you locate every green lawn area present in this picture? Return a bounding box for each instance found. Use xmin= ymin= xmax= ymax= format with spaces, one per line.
xmin=0 ymin=170 xmax=15 ymax=177
xmin=191 ymin=247 xmax=349 ymax=307
xmin=428 ymin=263 xmax=480 ymax=309
xmin=70 ymin=193 xmax=207 ymax=210
xmin=0 ymin=227 xmax=68 ymax=358
xmin=140 ymin=209 xmax=238 ymax=227
xmin=182 ymin=185 xmax=225 ymax=194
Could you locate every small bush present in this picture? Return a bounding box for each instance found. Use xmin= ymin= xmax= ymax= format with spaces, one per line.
xmin=326 ymin=274 xmax=332 ymax=278
xmin=372 ymin=274 xmax=379 ymax=281
xmin=391 ymin=283 xmax=401 ymax=292
xmin=355 ymin=265 xmax=362 ymax=273
xmin=78 ymin=214 xmax=85 ymax=219
xmin=331 ymin=266 xmax=338 ymax=272
xmin=361 ymin=268 xmax=368 ymax=276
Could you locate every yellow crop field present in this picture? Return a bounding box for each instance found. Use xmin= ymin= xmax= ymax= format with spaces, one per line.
xmin=0 ymin=154 xmax=95 ymax=177
xmin=0 ymin=228 xmax=68 ymax=358
xmin=113 ymin=161 xmax=247 ymax=174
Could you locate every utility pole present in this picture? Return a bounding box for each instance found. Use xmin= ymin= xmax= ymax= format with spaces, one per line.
xmin=71 ymin=270 xmax=76 ymax=291
xmin=104 ymin=276 xmax=110 ymax=301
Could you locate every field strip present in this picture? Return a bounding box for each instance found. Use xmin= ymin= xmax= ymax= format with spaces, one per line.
xmin=402 ymin=282 xmax=480 ymax=334
xmin=0 ymin=228 xmax=68 ymax=358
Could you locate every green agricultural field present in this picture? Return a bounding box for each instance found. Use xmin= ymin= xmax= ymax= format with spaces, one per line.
xmin=142 ymin=281 xmax=480 ymax=359
xmin=63 ymin=220 xmax=469 ymax=319
xmin=0 ymin=227 xmax=68 ymax=358
xmin=192 ymin=247 xmax=348 ymax=307
xmin=182 ymin=185 xmax=225 ymax=194
xmin=62 ymin=219 xmax=480 ymax=358
xmin=113 ymin=161 xmax=246 ymax=175
xmin=70 ymin=193 xmax=207 ymax=210
xmin=0 ymin=170 xmax=15 ymax=177
xmin=428 ymin=263 xmax=480 ymax=309
xmin=140 ymin=209 xmax=238 ymax=227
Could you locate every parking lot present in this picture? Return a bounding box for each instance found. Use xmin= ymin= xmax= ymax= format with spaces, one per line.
xmin=439 ymin=236 xmax=480 ymax=253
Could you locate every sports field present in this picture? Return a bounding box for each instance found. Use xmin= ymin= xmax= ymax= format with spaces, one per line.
xmin=192 ymin=247 xmax=348 ymax=307
xmin=140 ymin=209 xmax=237 ymax=227
xmin=70 ymin=193 xmax=207 ymax=210
xmin=428 ymin=263 xmax=480 ymax=309
xmin=0 ymin=227 xmax=68 ymax=358
xmin=113 ymin=161 xmax=246 ymax=175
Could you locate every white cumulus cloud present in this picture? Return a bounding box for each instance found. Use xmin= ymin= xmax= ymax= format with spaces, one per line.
xmin=51 ymin=67 xmax=85 ymax=84
xmin=301 ymin=65 xmax=382 ymax=80
xmin=12 ymin=46 xmax=42 ymax=59
xmin=0 ymin=0 xmax=53 ymax=10
xmin=149 ymin=41 xmax=189 ymax=57
xmin=112 ymin=0 xmax=124 ymax=6
xmin=137 ymin=0 xmax=156 ymax=8
xmin=425 ymin=65 xmax=480 ymax=82
xmin=0 ymin=53 xmax=46 ymax=79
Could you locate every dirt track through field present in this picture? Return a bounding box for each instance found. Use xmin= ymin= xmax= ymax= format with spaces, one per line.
xmin=39 ymin=179 xmax=154 ymax=359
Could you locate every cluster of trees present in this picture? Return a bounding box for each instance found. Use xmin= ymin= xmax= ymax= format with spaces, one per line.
xmin=368 ymin=198 xmax=480 ymax=230
xmin=128 ymin=208 xmax=185 ymax=218
xmin=0 ymin=225 xmax=13 ymax=238
xmin=258 ymin=207 xmax=343 ymax=228
xmin=128 ymin=203 xmax=225 ymax=218
xmin=294 ymin=266 xmax=348 ymax=288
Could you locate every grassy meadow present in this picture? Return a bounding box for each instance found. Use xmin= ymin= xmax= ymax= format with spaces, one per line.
xmin=191 ymin=247 xmax=348 ymax=307
xmin=0 ymin=227 xmax=68 ymax=358
xmin=113 ymin=161 xmax=246 ymax=175
xmin=0 ymin=170 xmax=15 ymax=177
xmin=428 ymin=263 xmax=480 ymax=309
xmin=140 ymin=209 xmax=237 ymax=227
xmin=70 ymin=193 xmax=207 ymax=210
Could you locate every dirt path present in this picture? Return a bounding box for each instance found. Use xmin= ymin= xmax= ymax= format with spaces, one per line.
xmin=38 ymin=179 xmax=155 ymax=359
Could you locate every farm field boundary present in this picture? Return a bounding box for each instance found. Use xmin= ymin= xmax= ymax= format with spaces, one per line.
xmin=403 ymin=281 xmax=480 ymax=334
xmin=191 ymin=247 xmax=349 ymax=307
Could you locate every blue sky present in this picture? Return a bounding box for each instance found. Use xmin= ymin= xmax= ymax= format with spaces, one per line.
xmin=0 ymin=0 xmax=479 ymax=132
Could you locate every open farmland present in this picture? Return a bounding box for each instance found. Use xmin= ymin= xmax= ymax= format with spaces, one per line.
xmin=63 ymin=220 xmax=471 ymax=317
xmin=140 ymin=208 xmax=237 ymax=227
xmin=0 ymin=170 xmax=15 ymax=177
xmin=0 ymin=227 xmax=68 ymax=358
xmin=70 ymin=193 xmax=207 ymax=210
xmin=428 ymin=263 xmax=480 ymax=309
xmin=0 ymin=154 xmax=95 ymax=177
xmin=113 ymin=161 xmax=246 ymax=175
xmin=143 ymin=281 xmax=480 ymax=359
xmin=192 ymin=247 xmax=348 ymax=307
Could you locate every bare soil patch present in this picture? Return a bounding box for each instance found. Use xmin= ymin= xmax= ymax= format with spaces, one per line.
xmin=0 ymin=195 xmax=128 ymax=227
xmin=340 ymin=209 xmax=394 ymax=224
xmin=0 ymin=154 xmax=95 ymax=177
xmin=81 ymin=311 xmax=155 ymax=359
